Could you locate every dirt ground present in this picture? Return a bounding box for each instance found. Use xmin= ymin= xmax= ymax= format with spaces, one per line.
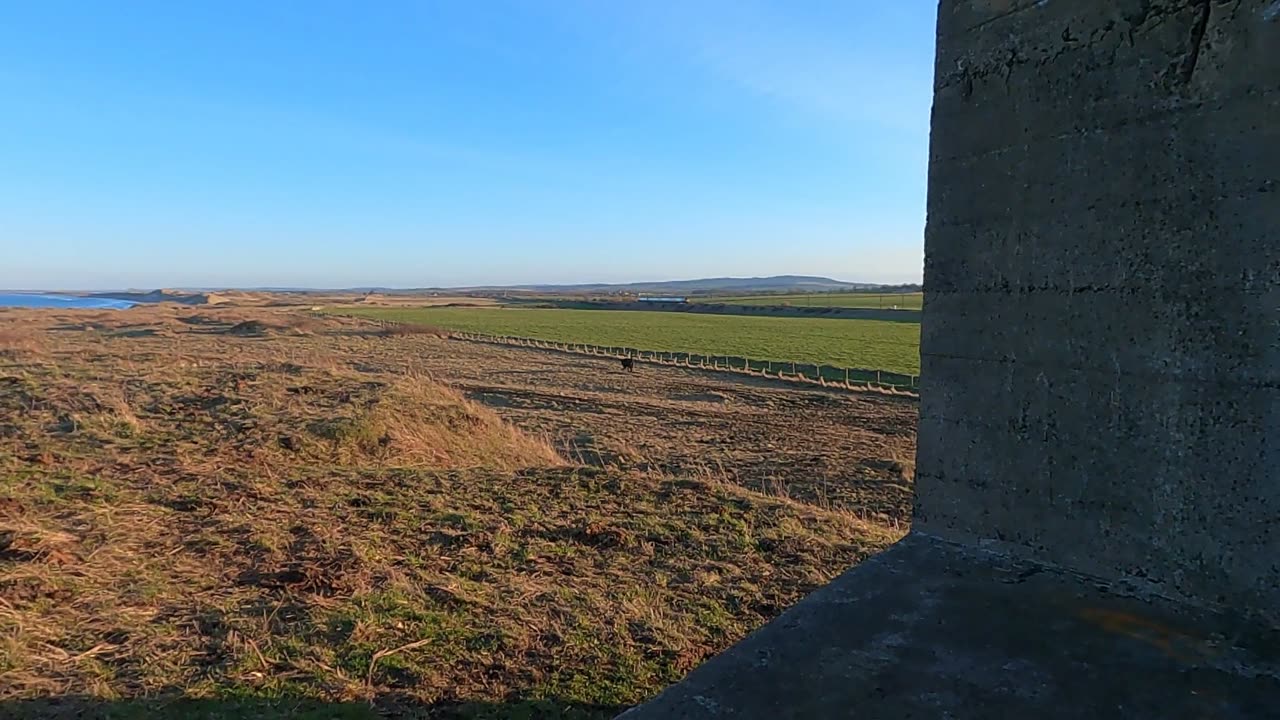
xmin=0 ymin=306 xmax=916 ymax=718
xmin=401 ymin=339 xmax=917 ymax=523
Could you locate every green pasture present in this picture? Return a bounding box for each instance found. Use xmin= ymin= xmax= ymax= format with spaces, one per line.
xmin=338 ymin=306 xmax=921 ymax=376
xmin=697 ymin=292 xmax=923 ymax=311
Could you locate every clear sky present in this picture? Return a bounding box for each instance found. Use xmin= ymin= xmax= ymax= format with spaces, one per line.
xmin=1 ymin=1 xmax=937 ymax=290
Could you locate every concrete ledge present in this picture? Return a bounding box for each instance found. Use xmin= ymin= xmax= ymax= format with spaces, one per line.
xmin=619 ymin=534 xmax=1280 ymax=719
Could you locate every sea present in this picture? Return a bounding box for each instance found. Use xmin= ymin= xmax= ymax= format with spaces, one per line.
xmin=0 ymin=293 xmax=136 ymax=309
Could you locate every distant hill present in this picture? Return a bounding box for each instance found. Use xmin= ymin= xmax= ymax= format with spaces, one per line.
xmin=444 ymin=276 xmax=887 ymax=296
xmin=88 ymin=289 xmax=226 ymax=306
xmin=78 ymin=277 xmax=919 ymax=298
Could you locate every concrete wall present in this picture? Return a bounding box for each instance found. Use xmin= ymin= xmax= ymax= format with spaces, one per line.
xmin=917 ymin=0 xmax=1280 ymax=615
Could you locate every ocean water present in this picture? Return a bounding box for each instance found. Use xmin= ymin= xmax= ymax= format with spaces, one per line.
xmin=0 ymin=293 xmax=136 ymax=309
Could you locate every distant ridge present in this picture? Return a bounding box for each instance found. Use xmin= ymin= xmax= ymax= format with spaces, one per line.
xmin=64 ymin=276 xmax=921 ymax=298
xmin=473 ymin=275 xmax=876 ymax=294
xmin=364 ymin=276 xmax=906 ymax=295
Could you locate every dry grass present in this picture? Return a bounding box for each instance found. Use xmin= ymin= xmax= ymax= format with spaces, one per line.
xmin=0 ymin=322 xmax=46 ymax=359
xmin=366 ymin=377 xmax=564 ymax=470
xmin=889 ymin=450 xmax=916 ymax=484
xmin=287 ymin=372 xmax=565 ymax=472
xmin=378 ymin=323 xmax=451 ymax=338
xmin=0 ymin=307 xmax=908 ymax=719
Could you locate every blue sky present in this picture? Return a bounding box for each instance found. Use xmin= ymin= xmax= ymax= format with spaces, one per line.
xmin=1 ymin=1 xmax=937 ymax=290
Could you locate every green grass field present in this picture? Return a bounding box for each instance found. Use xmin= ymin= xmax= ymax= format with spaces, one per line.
xmin=339 ymin=306 xmax=921 ymax=375
xmin=698 ymin=292 xmax=923 ymax=311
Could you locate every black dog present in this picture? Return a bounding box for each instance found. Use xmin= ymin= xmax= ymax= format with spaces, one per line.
xmin=620 ymin=357 xmax=635 ymax=372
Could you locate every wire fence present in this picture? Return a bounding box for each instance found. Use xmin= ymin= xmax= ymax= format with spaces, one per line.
xmin=368 ymin=322 xmax=922 ymax=395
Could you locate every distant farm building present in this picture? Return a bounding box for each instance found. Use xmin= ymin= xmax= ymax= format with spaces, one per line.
xmin=636 ymin=296 xmax=688 ymax=304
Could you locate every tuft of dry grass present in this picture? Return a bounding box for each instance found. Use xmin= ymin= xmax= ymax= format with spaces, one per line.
xmin=0 ymin=326 xmax=45 ymax=359
xmin=367 ymin=377 xmax=564 ymax=470
xmin=379 ymin=323 xmax=450 ymax=338
xmin=225 ymin=317 xmax=321 ymax=337
xmin=889 ymin=449 xmax=916 ymax=483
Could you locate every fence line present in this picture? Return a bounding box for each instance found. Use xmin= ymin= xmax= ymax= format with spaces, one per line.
xmin=343 ymin=316 xmax=920 ymax=395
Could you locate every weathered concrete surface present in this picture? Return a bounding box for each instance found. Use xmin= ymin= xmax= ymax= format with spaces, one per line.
xmin=619 ymin=535 xmax=1280 ymax=719
xmin=918 ymin=0 xmax=1280 ymax=618
xmin=622 ymin=1 xmax=1279 ymax=717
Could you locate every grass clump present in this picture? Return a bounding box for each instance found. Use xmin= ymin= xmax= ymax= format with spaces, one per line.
xmin=294 ymin=375 xmax=562 ymax=471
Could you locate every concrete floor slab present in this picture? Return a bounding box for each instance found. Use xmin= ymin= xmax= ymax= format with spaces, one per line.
xmin=620 ymin=535 xmax=1280 ymax=719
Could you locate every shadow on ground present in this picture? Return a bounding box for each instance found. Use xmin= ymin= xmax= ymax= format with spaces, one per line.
xmin=2 ymin=696 xmax=629 ymax=719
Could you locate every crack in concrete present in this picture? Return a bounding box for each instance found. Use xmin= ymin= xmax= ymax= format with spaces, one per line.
xmin=939 ymin=0 xmax=1231 ymax=96
xmin=963 ymin=1 xmax=1051 ymax=34
xmin=1177 ymin=0 xmax=1213 ymax=84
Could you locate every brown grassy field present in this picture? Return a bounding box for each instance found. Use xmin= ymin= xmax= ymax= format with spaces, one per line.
xmin=0 ymin=306 xmax=915 ymax=719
